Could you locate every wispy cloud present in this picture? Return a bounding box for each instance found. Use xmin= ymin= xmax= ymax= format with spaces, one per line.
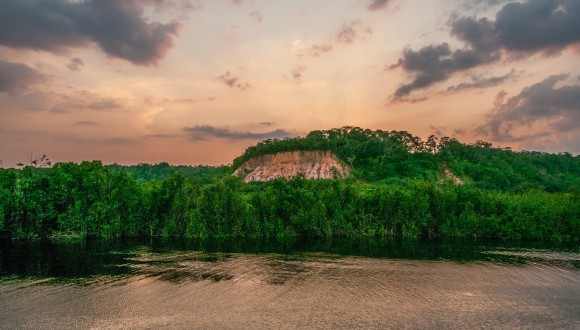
xmin=444 ymin=70 xmax=519 ymax=93
xmin=336 ymin=20 xmax=373 ymax=45
xmin=160 ymin=96 xmax=216 ymax=104
xmin=249 ymin=10 xmax=262 ymax=23
xmin=297 ymin=44 xmax=333 ymax=58
xmin=291 ymin=66 xmax=308 ymax=80
xmin=73 ymin=120 xmax=98 ymax=126
xmin=183 ymin=125 xmax=294 ymax=141
xmin=144 ymin=134 xmax=180 ymax=139
xmin=50 ymin=91 xmax=125 ymax=113
xmin=298 ymin=20 xmax=373 ymax=58
xmin=217 ymin=71 xmax=250 ymax=90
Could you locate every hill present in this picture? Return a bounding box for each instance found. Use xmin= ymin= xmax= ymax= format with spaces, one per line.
xmin=233 ymin=126 xmax=580 ymax=192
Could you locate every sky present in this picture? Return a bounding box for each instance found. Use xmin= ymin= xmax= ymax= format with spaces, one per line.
xmin=1 ymin=0 xmax=579 ymax=167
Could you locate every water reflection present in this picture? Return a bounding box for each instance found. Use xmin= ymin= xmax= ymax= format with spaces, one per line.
xmin=1 ymin=237 xmax=578 ymax=284
xmin=0 ymin=238 xmax=579 ymax=329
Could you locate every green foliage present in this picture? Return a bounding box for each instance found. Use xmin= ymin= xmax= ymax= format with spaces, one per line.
xmin=233 ymin=126 xmax=579 ymax=192
xmin=107 ymin=162 xmax=230 ymax=183
xmin=1 ymin=127 xmax=578 ymax=241
xmin=439 ymin=139 xmax=580 ymax=192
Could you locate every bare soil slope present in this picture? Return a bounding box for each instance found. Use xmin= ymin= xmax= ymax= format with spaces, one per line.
xmin=233 ymin=150 xmax=351 ymax=182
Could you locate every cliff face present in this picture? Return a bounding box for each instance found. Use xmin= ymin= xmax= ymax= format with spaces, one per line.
xmin=233 ymin=150 xmax=351 ymax=182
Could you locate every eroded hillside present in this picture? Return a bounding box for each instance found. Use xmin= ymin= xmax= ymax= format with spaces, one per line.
xmin=233 ymin=150 xmax=351 ymax=182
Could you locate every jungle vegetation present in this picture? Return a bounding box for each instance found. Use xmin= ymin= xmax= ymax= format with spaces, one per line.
xmin=1 ymin=127 xmax=578 ymax=241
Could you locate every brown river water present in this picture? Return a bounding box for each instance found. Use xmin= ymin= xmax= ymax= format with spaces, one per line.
xmin=1 ymin=238 xmax=578 ymax=329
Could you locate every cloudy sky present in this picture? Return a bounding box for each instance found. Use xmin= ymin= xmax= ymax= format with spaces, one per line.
xmin=1 ymin=0 xmax=579 ymax=167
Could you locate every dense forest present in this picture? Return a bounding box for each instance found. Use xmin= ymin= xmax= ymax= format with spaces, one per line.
xmin=1 ymin=127 xmax=578 ymax=241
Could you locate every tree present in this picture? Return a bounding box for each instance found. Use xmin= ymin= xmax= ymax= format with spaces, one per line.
xmin=17 ymin=154 xmax=52 ymax=168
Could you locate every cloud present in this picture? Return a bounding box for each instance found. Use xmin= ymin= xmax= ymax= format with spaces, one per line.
xmin=144 ymin=134 xmax=179 ymax=139
xmin=336 ymin=20 xmax=373 ymax=45
xmin=291 ymin=66 xmax=308 ymax=80
xmin=444 ymin=69 xmax=518 ymax=93
xmin=67 ymin=58 xmax=84 ymax=71
xmin=453 ymin=0 xmax=580 ymax=54
xmin=368 ymin=0 xmax=392 ymax=11
xmin=297 ymin=44 xmax=333 ymax=58
xmin=101 ymin=137 xmax=138 ymax=145
xmin=249 ymin=10 xmax=262 ymax=23
xmin=73 ymin=120 xmax=98 ymax=126
xmin=392 ymin=43 xmax=499 ymax=98
xmin=183 ymin=125 xmax=294 ymax=141
xmin=460 ymin=0 xmax=512 ymax=11
xmin=144 ymin=0 xmax=200 ymax=13
xmin=217 ymin=71 xmax=250 ymax=90
xmin=392 ymin=0 xmax=580 ymax=98
xmin=298 ymin=20 xmax=373 ymax=58
xmin=477 ymin=74 xmax=580 ymax=142
xmin=0 ymin=59 xmax=46 ymax=94
xmin=0 ymin=0 xmax=184 ymax=65
xmin=161 ymin=96 xmax=216 ymax=104
xmin=50 ymin=91 xmax=124 ymax=113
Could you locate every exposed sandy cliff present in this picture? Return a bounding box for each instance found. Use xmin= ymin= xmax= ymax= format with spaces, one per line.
xmin=233 ymin=150 xmax=351 ymax=182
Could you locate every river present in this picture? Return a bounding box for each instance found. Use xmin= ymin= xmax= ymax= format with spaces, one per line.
xmin=1 ymin=238 xmax=578 ymax=329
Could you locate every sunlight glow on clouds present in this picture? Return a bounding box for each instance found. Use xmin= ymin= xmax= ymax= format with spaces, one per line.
xmin=0 ymin=0 xmax=578 ymax=167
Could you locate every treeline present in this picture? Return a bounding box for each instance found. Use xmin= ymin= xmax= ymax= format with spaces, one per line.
xmin=233 ymin=126 xmax=580 ymax=192
xmin=1 ymin=127 xmax=578 ymax=241
xmin=0 ymin=161 xmax=578 ymax=241
xmin=106 ymin=162 xmax=229 ymax=183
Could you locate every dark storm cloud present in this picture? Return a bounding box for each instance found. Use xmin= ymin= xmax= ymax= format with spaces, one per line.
xmin=456 ymin=0 xmax=580 ymax=53
xmin=217 ymin=71 xmax=250 ymax=90
xmin=0 ymin=0 xmax=183 ymax=65
xmin=183 ymin=125 xmax=294 ymax=141
xmin=368 ymin=0 xmax=392 ymax=11
xmin=392 ymin=0 xmax=580 ymax=98
xmin=478 ymin=74 xmax=580 ymax=141
xmin=0 ymin=59 xmax=46 ymax=94
xmin=392 ymin=43 xmax=499 ymax=98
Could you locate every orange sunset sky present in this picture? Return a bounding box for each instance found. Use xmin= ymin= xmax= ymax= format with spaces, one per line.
xmin=1 ymin=0 xmax=579 ymax=167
